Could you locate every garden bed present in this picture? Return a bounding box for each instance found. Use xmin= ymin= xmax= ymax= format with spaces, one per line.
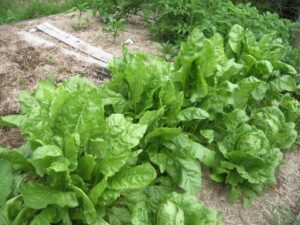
xmin=0 ymin=12 xmax=299 ymax=225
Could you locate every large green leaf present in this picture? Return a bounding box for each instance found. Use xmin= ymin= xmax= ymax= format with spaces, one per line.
xmin=109 ymin=163 xmax=157 ymax=190
xmin=0 ymin=160 xmax=13 ymax=206
xmin=229 ymin=24 xmax=245 ymax=55
xmin=28 ymin=145 xmax=63 ymax=177
xmin=20 ymin=182 xmax=78 ymax=209
xmin=99 ymin=114 xmax=147 ymax=177
xmin=157 ymin=201 xmax=184 ymax=225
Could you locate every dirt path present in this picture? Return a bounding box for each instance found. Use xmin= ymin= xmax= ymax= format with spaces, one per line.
xmin=0 ymin=12 xmax=299 ymax=225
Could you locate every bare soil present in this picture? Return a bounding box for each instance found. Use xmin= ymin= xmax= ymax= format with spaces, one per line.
xmin=0 ymin=11 xmax=299 ymax=225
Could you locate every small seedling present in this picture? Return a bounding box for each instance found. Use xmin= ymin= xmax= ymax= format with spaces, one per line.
xmin=102 ymin=16 xmax=127 ymax=44
xmin=154 ymin=41 xmax=178 ymax=61
xmin=71 ymin=15 xmax=91 ymax=31
xmin=74 ymin=0 xmax=88 ymax=17
xmin=46 ymin=56 xmax=55 ymax=65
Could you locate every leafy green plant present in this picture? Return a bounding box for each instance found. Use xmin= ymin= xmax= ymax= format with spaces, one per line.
xmin=1 ymin=24 xmax=300 ymax=224
xmin=102 ymin=16 xmax=127 ymax=43
xmin=107 ymin=24 xmax=300 ymax=207
xmin=74 ymin=0 xmax=88 ymax=16
xmin=154 ymin=41 xmax=178 ymax=61
xmin=233 ymin=0 xmax=300 ymax=21
xmin=87 ymin=0 xmax=147 ymax=22
xmin=147 ymin=0 xmax=294 ymax=46
xmin=0 ymin=76 xmax=222 ymax=224
xmin=71 ymin=15 xmax=91 ymax=31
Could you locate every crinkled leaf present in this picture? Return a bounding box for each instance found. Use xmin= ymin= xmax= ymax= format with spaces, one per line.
xmin=20 ymin=182 xmax=78 ymax=209
xmin=176 ymin=107 xmax=209 ymax=122
xmin=157 ymin=201 xmax=184 ymax=225
xmin=109 ymin=163 xmax=156 ymax=190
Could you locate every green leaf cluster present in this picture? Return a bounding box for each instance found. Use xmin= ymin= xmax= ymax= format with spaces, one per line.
xmin=0 ymin=75 xmax=221 ymax=224
xmin=1 ymin=24 xmax=300 ymax=223
xmin=147 ymin=0 xmax=294 ymax=46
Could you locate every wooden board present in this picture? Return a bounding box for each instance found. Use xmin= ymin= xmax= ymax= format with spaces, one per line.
xmin=18 ymin=31 xmax=109 ymax=75
xmin=18 ymin=31 xmax=55 ymax=48
xmin=36 ymin=22 xmax=113 ymax=63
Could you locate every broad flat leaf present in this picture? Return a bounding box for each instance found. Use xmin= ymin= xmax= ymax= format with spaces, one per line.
xmin=271 ymin=75 xmax=297 ymax=92
xmin=177 ymin=158 xmax=201 ymax=195
xmin=100 ymin=114 xmax=147 ymax=177
xmin=148 ymin=151 xmax=168 ymax=173
xmin=77 ymin=155 xmax=95 ymax=181
xmin=63 ymin=133 xmax=79 ymax=171
xmin=131 ymin=202 xmax=151 ymax=225
xmin=108 ymin=207 xmax=131 ymax=225
xmin=200 ymin=130 xmax=214 ymax=143
xmin=0 ymin=160 xmax=13 ymax=206
xmin=163 ymin=134 xmax=216 ymax=167
xmin=0 ymin=147 xmax=31 ymax=170
xmin=229 ymin=24 xmax=245 ymax=54
xmin=105 ymin=114 xmax=147 ymax=149
xmin=224 ymin=109 xmax=249 ymax=130
xmin=98 ymin=87 xmax=127 ymax=113
xmin=145 ymin=127 xmax=182 ymax=144
xmin=273 ymin=61 xmax=297 ymax=75
xmin=98 ymin=189 xmax=120 ymax=206
xmin=109 ymin=163 xmax=156 ymax=190
xmin=165 ymin=193 xmax=222 ymax=225
xmin=28 ymin=145 xmax=63 ymax=177
xmin=139 ymin=108 xmax=165 ymax=130
xmin=56 ymin=90 xmax=105 ymax=144
xmin=255 ymin=60 xmax=273 ymax=75
xmin=157 ymin=201 xmax=184 ymax=225
xmin=29 ymin=207 xmax=56 ymax=225
xmin=192 ymin=39 xmax=217 ymax=100
xmin=176 ymin=107 xmax=209 ymax=122
xmin=71 ymin=186 xmax=98 ymax=224
xmin=11 ymin=207 xmax=33 ymax=225
xmin=20 ymin=182 xmax=78 ymax=209
xmin=0 ymin=115 xmax=25 ymax=127
xmin=218 ymin=59 xmax=244 ymax=82
xmin=88 ymin=178 xmax=107 ymax=205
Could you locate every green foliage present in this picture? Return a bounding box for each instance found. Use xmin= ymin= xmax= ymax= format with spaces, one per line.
xmin=233 ymin=0 xmax=300 ymax=21
xmin=0 ymin=76 xmax=221 ymax=224
xmin=71 ymin=15 xmax=91 ymax=31
xmin=154 ymin=42 xmax=178 ymax=61
xmin=0 ymin=0 xmax=78 ymax=25
xmin=1 ymin=24 xmax=300 ymax=224
xmin=147 ymin=0 xmax=294 ymax=46
xmin=87 ymin=0 xmax=147 ymax=21
xmin=102 ymin=16 xmax=127 ymax=43
xmin=0 ymin=160 xmax=13 ymax=206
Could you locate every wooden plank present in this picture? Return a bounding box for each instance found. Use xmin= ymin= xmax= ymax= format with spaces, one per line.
xmin=61 ymin=48 xmax=109 ymax=69
xmin=18 ymin=31 xmax=109 ymax=75
xmin=36 ymin=22 xmax=113 ymax=63
xmin=18 ymin=31 xmax=55 ymax=48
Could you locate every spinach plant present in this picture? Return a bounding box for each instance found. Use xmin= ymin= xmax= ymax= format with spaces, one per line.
xmin=0 ymin=24 xmax=300 ymax=224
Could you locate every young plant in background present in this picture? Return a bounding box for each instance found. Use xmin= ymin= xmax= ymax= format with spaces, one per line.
xmin=71 ymin=15 xmax=91 ymax=31
xmin=154 ymin=41 xmax=178 ymax=61
xmin=74 ymin=0 xmax=88 ymax=17
xmin=71 ymin=0 xmax=90 ymax=31
xmin=102 ymin=16 xmax=127 ymax=43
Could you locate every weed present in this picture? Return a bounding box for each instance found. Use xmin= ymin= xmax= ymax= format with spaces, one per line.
xmin=46 ymin=56 xmax=55 ymax=65
xmin=154 ymin=41 xmax=178 ymax=61
xmin=102 ymin=16 xmax=127 ymax=43
xmin=71 ymin=15 xmax=91 ymax=31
